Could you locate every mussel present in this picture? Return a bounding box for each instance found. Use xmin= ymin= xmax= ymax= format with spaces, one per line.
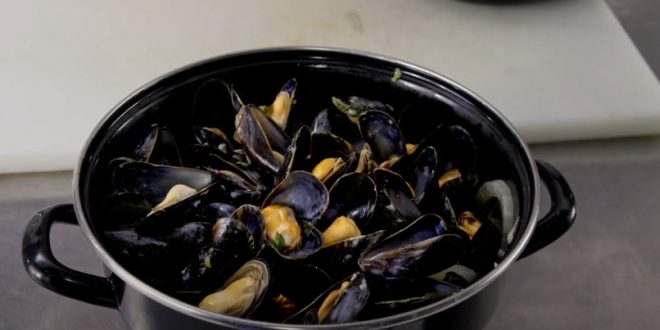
xmin=199 ymin=259 xmax=270 ymax=317
xmin=289 ymin=272 xmax=371 ymax=324
xmin=358 ymin=214 xmax=466 ymax=279
xmin=132 ymin=124 xmax=182 ymax=166
xmin=260 ymin=171 xmax=327 ymax=259
xmin=181 ymin=217 xmax=256 ymax=290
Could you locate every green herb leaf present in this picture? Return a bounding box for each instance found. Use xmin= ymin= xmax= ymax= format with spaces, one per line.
xmin=274 ymin=232 xmax=286 ymax=251
xmin=391 ymin=68 xmax=402 ymax=82
xmin=332 ymin=96 xmax=352 ymax=114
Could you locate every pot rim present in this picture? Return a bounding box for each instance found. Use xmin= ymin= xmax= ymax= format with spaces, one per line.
xmin=72 ymin=46 xmax=540 ymax=329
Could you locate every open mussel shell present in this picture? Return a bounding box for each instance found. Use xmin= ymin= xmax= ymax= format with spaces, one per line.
xmin=133 ymin=124 xmax=182 ymax=166
xmin=263 ymin=171 xmax=329 ymax=222
xmin=181 ymin=217 xmax=257 ymax=290
xmin=358 ymin=110 xmax=406 ymax=164
xmin=204 ymin=202 xmax=236 ymax=220
xmin=389 ymin=146 xmax=438 ymax=203
xmin=112 ymin=161 xmax=213 ymax=203
xmin=98 ymin=192 xmax=152 ymax=228
xmin=103 ymin=228 xmax=172 ymax=277
xmin=192 ymin=126 xmax=234 ymax=158
xmin=309 ymin=230 xmax=385 ymax=280
xmin=276 ymin=126 xmax=311 ymax=183
xmin=415 ymin=124 xmax=477 ymax=174
xmin=235 ymin=105 xmax=281 ymax=174
xmin=332 ymin=96 xmax=393 ymax=120
xmin=457 ymin=212 xmax=501 ymax=274
xmin=264 ymin=78 xmax=297 ymax=130
xmin=311 ymin=108 xmax=363 ymax=150
xmin=252 ymin=260 xmax=333 ymax=322
xmin=231 ymin=204 xmax=266 ymax=254
xmin=261 ymin=222 xmax=324 ymax=261
xmin=103 ymin=221 xmax=211 ymax=280
xmin=358 ymin=214 xmax=467 ymax=279
xmin=476 ymin=179 xmax=520 ymax=249
xmin=363 ymin=277 xmax=461 ymax=318
xmin=198 ymin=259 xmax=270 ymax=318
xmin=373 ymin=168 xmax=421 ymax=222
xmin=183 ymin=145 xmax=262 ymax=188
xmin=208 ymin=170 xmax=263 ymax=205
xmin=292 ymin=133 xmax=358 ymax=188
xmin=317 ymin=172 xmax=377 ymax=230
xmin=287 ymin=272 xmax=371 ymax=324
xmin=429 ymin=264 xmax=478 ymax=287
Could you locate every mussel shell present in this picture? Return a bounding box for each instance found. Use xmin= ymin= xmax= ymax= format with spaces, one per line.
xmin=112 ymin=161 xmax=213 ymax=204
xmin=265 ymin=78 xmax=297 ymax=130
xmin=316 ymin=172 xmax=377 ymax=231
xmin=309 ymin=230 xmax=385 ymax=280
xmin=364 ymin=278 xmax=461 ymax=318
xmin=235 ymin=105 xmax=281 ymax=174
xmin=98 ymin=192 xmax=152 ymax=228
xmin=389 ymin=146 xmax=438 ymax=203
xmin=460 ymin=216 xmax=501 ymax=274
xmin=232 ymin=204 xmax=266 ymax=254
xmin=415 ymin=124 xmax=477 ymax=174
xmin=183 ymin=145 xmax=261 ymax=185
xmin=249 ymin=105 xmax=291 ymax=154
xmin=295 ymin=272 xmax=371 ymax=324
xmin=429 ymin=264 xmax=478 ymax=287
xmin=103 ymin=228 xmax=171 ymax=276
xmin=373 ymin=168 xmax=414 ymax=199
xmin=310 ymin=133 xmax=356 ymax=163
xmin=192 ymin=126 xmax=233 ymax=158
xmin=168 ymin=222 xmax=212 ymax=252
xmin=253 ymin=260 xmax=333 ymax=322
xmin=347 ymin=96 xmax=394 ymax=113
xmin=264 ymin=221 xmax=323 ymax=261
xmin=417 ymin=185 xmax=458 ymax=226
xmin=133 ymin=124 xmax=182 ymax=166
xmin=309 ymin=133 xmax=358 ymax=187
xmin=476 ymin=179 xmax=519 ymax=248
xmin=333 ymin=96 xmax=393 ymax=119
xmin=208 ymin=170 xmax=262 ymax=206
xmin=276 ymin=126 xmax=311 ymax=183
xmin=136 ymin=170 xmax=261 ymax=232
xmin=181 ymin=217 xmax=256 ymax=290
xmin=262 ymin=171 xmax=329 ymax=222
xmin=199 ymin=259 xmax=271 ymax=318
xmin=358 ymin=214 xmax=467 ymax=279
xmin=204 ymin=202 xmax=236 ymax=220
xmin=311 ymin=108 xmax=363 ymax=150
xmin=373 ymin=169 xmax=421 ymax=222
xmin=358 ymin=110 xmax=406 ymax=163
xmin=103 ymin=222 xmax=211 ymax=279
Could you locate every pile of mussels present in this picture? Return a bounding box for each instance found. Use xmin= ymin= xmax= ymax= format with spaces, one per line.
xmin=102 ymin=78 xmax=519 ymax=324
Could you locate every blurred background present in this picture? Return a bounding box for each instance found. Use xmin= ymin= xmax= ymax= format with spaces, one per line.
xmin=1 ymin=1 xmax=659 ymax=329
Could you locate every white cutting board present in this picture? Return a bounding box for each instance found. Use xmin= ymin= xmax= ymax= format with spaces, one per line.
xmin=2 ymin=0 xmax=659 ymax=174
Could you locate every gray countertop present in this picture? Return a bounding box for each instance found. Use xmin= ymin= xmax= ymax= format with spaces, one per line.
xmin=3 ymin=136 xmax=660 ymax=330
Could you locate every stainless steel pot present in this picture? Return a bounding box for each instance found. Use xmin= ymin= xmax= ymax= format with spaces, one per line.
xmin=22 ymin=47 xmax=576 ymax=330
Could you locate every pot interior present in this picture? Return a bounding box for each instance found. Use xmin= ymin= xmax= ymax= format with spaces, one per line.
xmin=77 ymin=48 xmax=536 ymax=320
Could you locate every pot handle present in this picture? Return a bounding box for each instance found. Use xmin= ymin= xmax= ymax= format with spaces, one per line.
xmin=519 ymin=160 xmax=576 ymax=259
xmin=22 ymin=203 xmax=118 ymax=308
